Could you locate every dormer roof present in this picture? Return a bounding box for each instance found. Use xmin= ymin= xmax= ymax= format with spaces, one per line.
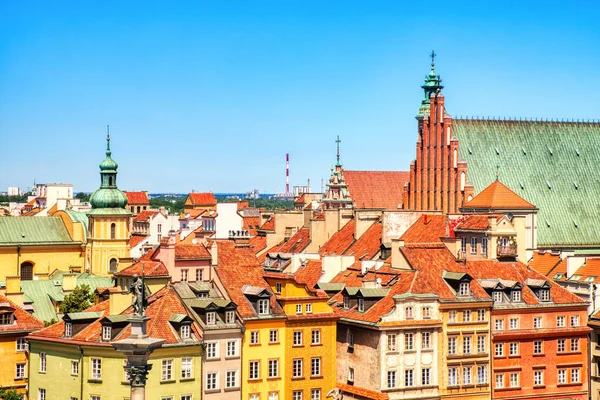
xmin=463 ymin=180 xmax=536 ymax=210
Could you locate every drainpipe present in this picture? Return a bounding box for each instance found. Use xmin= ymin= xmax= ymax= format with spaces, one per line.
xmin=17 ymin=245 xmax=21 ymax=276
xmin=588 ymin=331 xmax=592 ymax=400
xmin=78 ymin=345 xmax=84 ymax=400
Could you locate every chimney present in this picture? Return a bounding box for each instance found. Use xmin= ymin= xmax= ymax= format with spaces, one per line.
xmin=211 ymin=241 xmax=218 ymax=267
xmin=62 ymin=273 xmax=77 ymax=292
xmin=5 ymin=276 xmax=23 ymax=306
xmin=391 ymin=238 xmax=405 ymax=269
xmin=156 ymin=236 xmax=176 ymax=277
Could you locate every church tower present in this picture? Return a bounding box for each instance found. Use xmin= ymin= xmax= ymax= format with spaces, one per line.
xmin=322 ymin=136 xmax=353 ymax=210
xmin=403 ymin=52 xmax=474 ymax=213
xmin=86 ymin=131 xmax=131 ymax=275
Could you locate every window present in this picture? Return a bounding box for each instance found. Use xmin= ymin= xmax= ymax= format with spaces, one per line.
xmin=110 ymin=223 xmax=116 ymax=239
xmin=493 ymin=291 xmax=503 ymax=303
xmin=348 ymin=367 xmax=355 ymax=383
xmin=358 ymin=299 xmax=365 ymax=312
xmin=15 ymin=363 xmax=26 ymax=379
xmin=162 ymin=359 xmax=173 ymax=381
xmin=461 ymin=237 xmax=467 ymax=253
xmin=269 ymin=393 xmax=279 ymax=400
xmin=571 ymin=368 xmax=580 ymax=383
xmin=38 ymin=389 xmax=46 ymax=400
xmin=477 ymin=365 xmax=487 ymax=384
xmin=448 ymin=367 xmax=458 ymax=386
xmin=311 ymin=357 xmax=321 ymax=376
xmin=250 ymin=331 xmax=259 ymax=345
xmin=405 ymin=369 xmax=414 ymax=387
xmin=422 ymin=306 xmax=431 ymax=318
xmin=206 ymin=372 xmax=218 ymax=390
xmin=571 ymin=315 xmax=580 ymax=327
xmin=495 ymin=374 xmax=504 ymax=388
xmin=311 ymin=389 xmax=321 ymax=400
xmin=571 ymin=338 xmax=579 ymax=352
xmin=40 ymin=352 xmax=46 ymax=372
xmin=495 ymin=343 xmax=504 ymax=357
xmin=405 ymin=306 xmax=414 ymax=319
xmin=448 ymin=337 xmax=457 ymax=355
xmin=470 ymin=237 xmax=477 ymax=254
xmin=557 ymin=316 xmax=565 ymax=327
xmin=387 ymin=370 xmax=396 ymax=388
xmin=482 ymin=237 xmax=488 ymax=256
xmin=347 ymin=331 xmax=354 ymax=348
xmin=463 ymin=310 xmax=471 ymax=322
xmin=258 ymin=299 xmax=270 ymax=315
xmin=102 ymin=325 xmax=111 ymax=341
xmin=539 ymin=289 xmax=550 ymax=302
xmin=534 ymin=341 xmax=543 ymax=354
xmin=405 ymin=333 xmax=414 ymax=351
xmin=91 ymin=358 xmax=102 ymax=380
xmin=293 ymin=391 xmax=303 ymax=400
xmin=534 ymin=317 xmax=542 ymax=329
xmin=509 ymin=318 xmax=519 ymax=330
xmin=534 ymin=370 xmax=543 ymax=386
xmin=463 ymin=366 xmax=472 ymax=385
xmin=449 ymin=310 xmax=457 ymax=323
xmin=293 ymin=359 xmax=303 ymax=378
xmin=225 ymin=311 xmax=235 ymax=324
xmin=422 ymin=368 xmax=431 ymax=385
xmin=463 ymin=336 xmax=472 ymax=354
xmin=16 ymin=337 xmax=27 ymax=351
xmin=343 ymin=296 xmax=349 ymax=309
xmin=312 ymin=329 xmax=321 ymax=345
xmin=477 ymin=309 xmax=486 ymax=321
xmin=206 ymin=312 xmax=216 ymax=325
xmin=206 ymin=342 xmax=218 ymax=359
xmin=296 ymin=304 xmax=302 ymax=314
xmin=306 ymin=303 xmax=312 ymax=313
xmin=509 ymin=342 xmax=519 ymax=356
xmin=72 ymin=360 xmax=79 ymax=376
xmin=422 ymin=332 xmax=431 ymax=349
xmin=268 ymin=359 xmax=279 ymax=378
xmin=20 ymin=262 xmax=33 ymax=281
xmin=181 ymin=269 xmax=189 ymax=282
xmin=477 ymin=335 xmax=486 ymax=353
xmin=495 ymin=319 xmax=504 ymax=331
xmin=460 ymin=282 xmax=470 ymax=296
xmin=270 ymin=329 xmax=279 ymax=343
xmin=275 ymin=282 xmax=282 ymax=294
xmin=226 ymin=340 xmax=238 ymax=357
xmin=196 ymin=269 xmax=203 ymax=282
xmin=226 ymin=370 xmax=237 ymax=388
xmin=181 ymin=325 xmax=190 ymax=339
xmin=557 ymin=339 xmax=566 ymax=352
xmin=249 ymin=361 xmax=259 ymax=380
xmin=181 ymin=357 xmax=193 ymax=379
xmin=293 ymin=331 xmax=303 ymax=346
xmin=558 ymin=369 xmax=567 ymax=384
xmin=510 ymin=373 xmax=519 ymax=388
xmin=65 ymin=322 xmax=72 ymax=337
xmin=181 ymin=396 xmax=192 ymax=400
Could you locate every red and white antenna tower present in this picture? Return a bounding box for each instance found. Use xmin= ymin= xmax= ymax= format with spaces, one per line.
xmin=285 ymin=153 xmax=290 ymax=194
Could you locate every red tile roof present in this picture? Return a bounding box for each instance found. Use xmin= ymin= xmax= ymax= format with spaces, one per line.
xmin=0 ymin=293 xmax=44 ymax=334
xmin=528 ymin=251 xmax=562 ymax=276
xmin=400 ymin=215 xmax=446 ymax=244
xmin=294 ymin=260 xmax=323 ymax=289
xmin=319 ymin=220 xmax=356 ymax=256
xmin=188 ymin=192 xmax=216 ymax=206
xmin=277 ymin=228 xmax=311 ymax=254
xmin=249 ymin=235 xmax=267 ymax=254
xmin=243 ymin=216 xmax=261 ymax=236
xmin=259 ymin=217 xmax=275 ymax=231
xmin=117 ymin=260 xmax=169 ymax=277
xmin=454 ymin=215 xmax=491 ymax=231
xmin=175 ymin=243 xmax=211 ymax=260
xmin=124 ymin=191 xmax=149 ymax=205
xmin=133 ymin=210 xmax=159 ymax=221
xmin=337 ymin=383 xmax=389 ymax=400
xmin=463 ymin=180 xmax=536 ymax=209
xmin=572 ymin=258 xmax=600 ymax=283
xmin=237 ymin=201 xmax=249 ymax=209
xmin=129 ymin=234 xmax=148 ymax=248
xmin=344 ymin=221 xmax=381 ymax=260
xmin=344 ymin=170 xmax=410 ymax=210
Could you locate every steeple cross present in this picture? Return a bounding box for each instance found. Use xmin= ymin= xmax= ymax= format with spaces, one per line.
xmin=336 ymin=135 xmax=341 ymax=165
xmin=430 ymin=50 xmax=436 ymax=68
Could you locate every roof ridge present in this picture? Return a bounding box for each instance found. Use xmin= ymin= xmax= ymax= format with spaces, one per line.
xmin=454 ymin=116 xmax=600 ymax=124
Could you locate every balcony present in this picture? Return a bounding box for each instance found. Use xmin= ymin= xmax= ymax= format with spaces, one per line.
xmin=497 ymin=244 xmax=518 ymax=258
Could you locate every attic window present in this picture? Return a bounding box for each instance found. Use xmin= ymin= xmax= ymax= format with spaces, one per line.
xmin=0 ymin=312 xmax=14 ymax=325
xmin=225 ymin=311 xmax=236 ymax=324
xmin=358 ymin=299 xmax=365 ymax=313
xmin=459 ymin=282 xmax=470 ymax=297
xmin=207 ymin=312 xmax=216 ymax=325
xmin=553 ymin=273 xmax=565 ymax=280
xmin=569 ymin=274 xmax=582 ymax=281
xmin=102 ymin=325 xmax=111 ymax=341
xmin=492 ymin=291 xmax=503 ymax=303
xmin=343 ymin=296 xmax=349 ymax=310
xmin=181 ymin=324 xmax=191 ymax=338
xmin=405 ymin=306 xmax=414 ymax=319
xmin=257 ymin=299 xmax=270 ymax=315
xmin=511 ymin=290 xmax=522 ymax=303
xmin=585 ymin=276 xmax=597 ymax=283
xmin=65 ymin=322 xmax=73 ymax=337
xmin=538 ymin=289 xmax=551 ymax=302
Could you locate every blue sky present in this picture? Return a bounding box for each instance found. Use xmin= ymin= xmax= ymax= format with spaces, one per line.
xmin=1 ymin=1 xmax=599 ymax=194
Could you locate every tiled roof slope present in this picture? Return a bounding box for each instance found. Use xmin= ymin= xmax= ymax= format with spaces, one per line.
xmin=188 ymin=192 xmax=217 ymax=206
xmin=400 ymin=215 xmax=446 ymax=244
xmin=0 ymin=216 xmax=77 ymax=245
xmin=343 ymin=221 xmax=382 ymax=260
xmin=259 ymin=217 xmax=275 ymax=231
xmin=455 ymin=215 xmax=490 ymax=231
xmin=344 ymin=170 xmax=410 ymax=210
xmin=319 ymin=220 xmax=356 ymax=256
xmin=175 ymin=243 xmax=211 ymax=260
xmin=249 ymin=236 xmax=267 ymax=254
xmin=130 ymin=234 xmax=148 ymax=248
xmin=528 ymin=251 xmax=562 ymax=276
xmin=463 ymin=180 xmax=535 ymax=209
xmin=117 ymin=260 xmax=169 ymax=277
xmin=294 ymin=260 xmax=323 ymax=289
xmin=133 ymin=210 xmax=158 ymax=221
xmin=0 ymin=293 xmax=44 ymax=333
xmin=571 ymin=258 xmax=600 ymax=283
xmin=453 ymin=119 xmax=600 ymax=247
xmin=277 ymin=228 xmax=311 ymax=254
xmin=124 ymin=191 xmax=149 ymax=205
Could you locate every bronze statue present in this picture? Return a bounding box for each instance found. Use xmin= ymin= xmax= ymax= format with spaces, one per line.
xmin=130 ymin=274 xmax=148 ymax=317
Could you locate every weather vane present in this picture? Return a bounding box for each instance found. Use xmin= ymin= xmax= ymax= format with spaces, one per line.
xmin=430 ymin=50 xmax=436 ymax=68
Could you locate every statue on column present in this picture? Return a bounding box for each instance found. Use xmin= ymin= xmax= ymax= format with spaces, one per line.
xmin=130 ymin=274 xmax=148 ymax=317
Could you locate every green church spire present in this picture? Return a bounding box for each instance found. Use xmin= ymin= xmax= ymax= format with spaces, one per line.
xmin=418 ymin=50 xmax=444 ymax=117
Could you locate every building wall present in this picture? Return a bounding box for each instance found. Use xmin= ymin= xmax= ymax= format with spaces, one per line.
xmin=203 ymin=330 xmax=243 ymax=400
xmin=336 ymin=323 xmax=381 ymax=392
xmin=0 ymin=334 xmax=29 ymax=393
xmin=87 ymin=215 xmax=130 ymax=276
xmin=0 ymin=244 xmax=84 ymax=282
xmin=215 ymin=203 xmax=243 ymax=239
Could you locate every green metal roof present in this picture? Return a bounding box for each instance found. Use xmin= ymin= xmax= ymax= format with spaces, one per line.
xmin=104 ymin=315 xmax=130 ymax=323
xmin=169 ymin=313 xmax=189 ymax=323
xmin=0 ymin=217 xmax=78 ymax=245
xmin=316 ymin=282 xmax=345 ymax=291
xmin=443 ymin=271 xmax=470 ymax=281
xmin=454 ymin=119 xmax=600 ymax=248
xmin=63 ymin=210 xmax=89 ymax=240
xmin=66 ymin=311 xmax=103 ymax=320
xmin=357 ymin=288 xmax=389 ymax=298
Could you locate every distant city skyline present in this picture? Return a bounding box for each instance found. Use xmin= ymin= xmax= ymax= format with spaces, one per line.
xmin=1 ymin=1 xmax=599 ymax=193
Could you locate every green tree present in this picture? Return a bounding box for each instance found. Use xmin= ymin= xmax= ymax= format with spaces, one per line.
xmin=75 ymin=192 xmax=91 ymax=202
xmin=59 ymin=284 xmax=96 ymax=314
xmin=44 ymin=318 xmax=57 ymax=327
xmin=0 ymin=388 xmax=24 ymax=400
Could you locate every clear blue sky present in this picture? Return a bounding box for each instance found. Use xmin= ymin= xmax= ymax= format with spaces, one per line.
xmin=1 ymin=1 xmax=599 ymax=194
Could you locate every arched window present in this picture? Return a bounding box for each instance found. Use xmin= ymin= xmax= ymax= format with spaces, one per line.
xmin=111 ymin=223 xmax=116 ymax=239
xmin=460 ymin=172 xmax=466 ymax=191
xmin=453 ymin=149 xmax=458 ymax=168
xmin=109 ymin=258 xmax=118 ymax=273
xmin=20 ymin=262 xmax=33 ymax=281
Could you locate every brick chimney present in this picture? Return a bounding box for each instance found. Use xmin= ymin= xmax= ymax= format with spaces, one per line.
xmin=211 ymin=241 xmax=218 ymax=267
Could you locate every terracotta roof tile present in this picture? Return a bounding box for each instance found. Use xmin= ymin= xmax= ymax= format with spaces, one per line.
xmin=175 ymin=243 xmax=211 ymax=260
xmin=319 ymin=220 xmax=356 ymax=256
xmin=237 ymin=201 xmax=249 ymax=209
xmin=0 ymin=293 xmax=44 ymax=333
xmin=249 ymin=235 xmax=267 ymax=254
xmin=124 ymin=191 xmax=149 ymax=205
xmin=344 ymin=170 xmax=409 ymax=210
xmin=117 ymin=259 xmax=169 ymax=277
xmin=130 ymin=234 xmax=148 ymax=248
xmin=337 ymin=383 xmax=389 ymax=400
xmin=528 ymin=251 xmax=563 ymax=276
xmin=277 ymin=228 xmax=311 ymax=254
xmin=455 ymin=215 xmax=491 ymax=231
xmin=463 ymin=180 xmax=536 ymax=209
xmin=572 ymin=258 xmax=600 ymax=283
xmin=344 ymin=221 xmax=381 ymax=260
xmin=133 ymin=210 xmax=159 ymax=221
xmin=259 ymin=217 xmax=275 ymax=231
xmin=400 ymin=215 xmax=446 ymax=243
xmin=243 ymin=216 xmax=261 ymax=236
xmin=188 ymin=192 xmax=216 ymax=206
xmin=294 ymin=260 xmax=323 ymax=289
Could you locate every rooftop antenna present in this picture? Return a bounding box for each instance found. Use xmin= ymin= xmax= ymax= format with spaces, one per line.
xmin=430 ymin=50 xmax=436 ymax=69
xmin=336 ymin=135 xmax=341 ymax=165
xmin=286 ymin=154 xmax=290 ymax=194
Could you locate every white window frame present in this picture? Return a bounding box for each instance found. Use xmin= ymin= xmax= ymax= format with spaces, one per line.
xmin=470 ymin=237 xmax=477 ymax=255
xmin=16 ymin=337 xmax=27 ymax=351
xmin=206 ymin=341 xmax=219 ymax=359
xmin=249 ymin=361 xmax=260 ymax=380
xmin=477 ymin=365 xmax=487 ymax=384
xmin=91 ymin=358 xmax=102 ymax=380
xmin=181 ymin=357 xmax=193 ymax=379
xmin=268 ymin=359 xmax=279 ymax=378
xmin=205 ymin=371 xmax=218 ymax=390
xmin=206 ymin=312 xmax=216 ymax=325
xmin=102 ymin=325 xmax=111 ymax=341
xmin=293 ymin=330 xmax=303 ymax=346
xmin=312 ymin=329 xmax=321 ymax=345
xmin=534 ymin=370 xmax=543 ymax=386
xmin=557 ymin=316 xmax=565 ymax=327
xmin=305 ymin=303 xmax=312 ymax=314
xmin=65 ymin=322 xmax=72 ymax=337
xmin=422 ymin=331 xmax=431 ymax=350
xmin=250 ymin=331 xmax=259 ymax=345
xmin=448 ymin=367 xmax=458 ymax=386
xmin=509 ymin=372 xmax=519 ymax=388
xmin=258 ymin=299 xmax=270 ymax=315
xmin=226 ymin=340 xmax=238 ymax=357
xmin=422 ymin=368 xmax=431 ymax=385
xmin=311 ymin=357 xmax=321 ymax=377
xmin=225 ymin=311 xmax=235 ymax=324
xmin=463 ymin=366 xmax=472 ymax=385
xmin=15 ymin=362 xmax=26 ymax=379
xmin=405 ymin=369 xmax=414 ymax=387
xmin=181 ymin=324 xmax=191 ymax=339
xmin=534 ymin=316 xmax=542 ymax=329
xmin=226 ymin=370 xmax=237 ymax=388
xmin=161 ymin=359 xmax=173 ymax=381
xmin=71 ymin=360 xmax=79 ymax=376
xmin=292 ymin=359 xmax=303 ymax=378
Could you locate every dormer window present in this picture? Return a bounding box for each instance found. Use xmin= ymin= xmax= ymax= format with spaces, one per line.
xmin=538 ymin=289 xmax=550 ymax=302
xmin=358 ymin=299 xmax=365 ymax=313
xmin=225 ymin=311 xmax=235 ymax=324
xmin=0 ymin=312 xmax=14 ymax=325
xmin=343 ymin=296 xmax=349 ymax=310
xmin=65 ymin=322 xmax=73 ymax=337
xmin=553 ymin=273 xmax=565 ymax=280
xmin=493 ymin=291 xmax=503 ymax=303
xmin=181 ymin=324 xmax=191 ymax=339
xmin=102 ymin=325 xmax=111 ymax=341
xmin=207 ymin=312 xmax=216 ymax=325
xmin=459 ymin=282 xmax=470 ymax=297
xmin=511 ymin=290 xmax=521 ymax=303
xmin=258 ymin=299 xmax=270 ymax=315
xmin=405 ymin=306 xmax=414 ymax=319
